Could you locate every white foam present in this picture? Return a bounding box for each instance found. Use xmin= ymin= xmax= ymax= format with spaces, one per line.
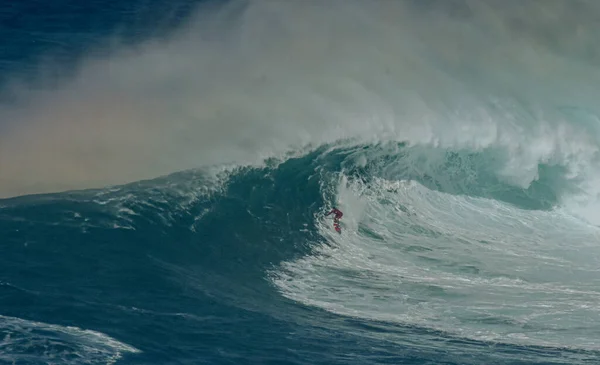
xmin=0 ymin=314 xmax=139 ymax=365
xmin=270 ymin=178 xmax=600 ymax=350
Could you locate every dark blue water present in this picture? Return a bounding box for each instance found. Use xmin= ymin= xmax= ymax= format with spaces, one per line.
xmin=2 ymin=1 xmax=600 ymax=364
xmin=0 ymin=147 xmax=596 ymax=364
xmin=0 ymin=0 xmax=196 ymax=85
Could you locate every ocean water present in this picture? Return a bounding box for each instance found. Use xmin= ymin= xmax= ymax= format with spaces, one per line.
xmin=2 ymin=1 xmax=600 ymax=364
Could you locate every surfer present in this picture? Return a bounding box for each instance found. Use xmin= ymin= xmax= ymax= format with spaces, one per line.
xmin=326 ymin=207 xmax=343 ymax=233
xmin=326 ymin=207 xmax=343 ymax=220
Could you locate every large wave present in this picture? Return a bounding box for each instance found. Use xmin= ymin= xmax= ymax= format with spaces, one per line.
xmin=2 ymin=0 xmax=600 ymax=224
xmin=2 ymin=141 xmax=600 ymax=363
xmin=270 ymin=145 xmax=600 ymax=352
xmin=4 ymin=1 xmax=600 ymax=364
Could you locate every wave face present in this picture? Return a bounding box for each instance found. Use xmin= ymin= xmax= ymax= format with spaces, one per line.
xmin=2 ymin=145 xmax=600 ymax=364
xmin=3 ymin=0 xmax=600 ymax=364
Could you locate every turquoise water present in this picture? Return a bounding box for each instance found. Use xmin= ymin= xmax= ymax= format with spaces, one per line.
xmin=2 ymin=1 xmax=600 ymax=364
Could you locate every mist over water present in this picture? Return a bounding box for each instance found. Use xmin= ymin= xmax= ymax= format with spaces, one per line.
xmin=1 ymin=0 xmax=600 ymax=215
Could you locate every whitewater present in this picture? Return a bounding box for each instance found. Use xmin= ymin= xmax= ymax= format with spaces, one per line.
xmin=1 ymin=0 xmax=600 ymax=364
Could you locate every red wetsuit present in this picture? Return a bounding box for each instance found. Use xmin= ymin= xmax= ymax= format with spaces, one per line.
xmin=326 ymin=208 xmax=343 ymax=220
xmin=326 ymin=208 xmax=343 ymax=233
